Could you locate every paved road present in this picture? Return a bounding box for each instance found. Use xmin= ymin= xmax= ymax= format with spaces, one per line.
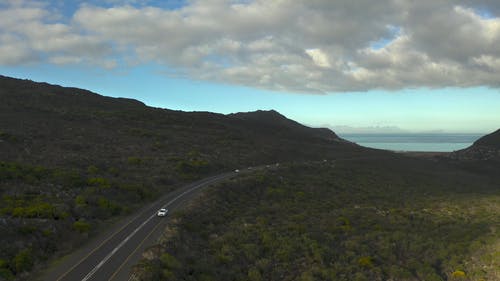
xmin=41 ymin=172 xmax=236 ymax=281
xmin=39 ymin=159 xmax=382 ymax=281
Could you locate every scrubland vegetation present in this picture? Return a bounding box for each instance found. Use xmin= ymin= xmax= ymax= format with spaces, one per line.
xmin=1 ymin=76 xmax=498 ymax=281
xmin=0 ymin=161 xmax=161 ymax=280
xmin=134 ymin=158 xmax=499 ymax=281
xmin=0 ymin=75 xmax=368 ymax=280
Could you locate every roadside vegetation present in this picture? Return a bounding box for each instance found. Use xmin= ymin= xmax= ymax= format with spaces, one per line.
xmin=1 ymin=76 xmax=498 ymax=281
xmin=0 ymin=75 xmax=370 ymax=280
xmin=134 ymin=158 xmax=499 ymax=281
xmin=0 ymin=161 xmax=161 ymax=280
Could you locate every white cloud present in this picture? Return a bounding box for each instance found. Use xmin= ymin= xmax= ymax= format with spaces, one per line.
xmin=305 ymin=49 xmax=331 ymax=68
xmin=0 ymin=38 xmax=37 ymax=65
xmin=0 ymin=1 xmax=111 ymax=66
xmin=1 ymin=0 xmax=500 ymax=92
xmin=48 ymin=55 xmax=83 ymax=65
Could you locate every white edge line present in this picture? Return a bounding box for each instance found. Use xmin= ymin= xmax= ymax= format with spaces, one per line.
xmin=80 ymin=175 xmax=229 ymax=281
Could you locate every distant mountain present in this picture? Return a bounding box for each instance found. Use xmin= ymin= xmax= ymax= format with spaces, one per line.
xmin=330 ymin=125 xmax=409 ymax=134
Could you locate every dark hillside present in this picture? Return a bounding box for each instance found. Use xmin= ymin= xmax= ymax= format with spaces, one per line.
xmin=0 ymin=75 xmax=376 ymax=280
xmin=229 ymin=110 xmax=341 ymax=142
xmin=449 ymin=129 xmax=500 ymax=166
xmin=134 ymin=159 xmax=499 ymax=281
xmin=0 ymin=75 xmax=367 ymax=171
xmin=473 ymin=129 xmax=500 ymax=148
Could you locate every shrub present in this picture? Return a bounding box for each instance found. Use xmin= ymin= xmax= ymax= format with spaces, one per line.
xmin=174 ymin=156 xmax=211 ymax=176
xmin=97 ymin=197 xmax=122 ymax=215
xmin=127 ymin=157 xmax=142 ymax=165
xmin=11 ymin=207 xmax=25 ymax=217
xmin=160 ymin=253 xmax=181 ymax=269
xmin=24 ymin=202 xmax=56 ymax=218
xmin=75 ymin=195 xmax=86 ymax=206
xmin=0 ymin=268 xmax=14 ymax=280
xmin=87 ymin=165 xmax=99 ymax=174
xmin=358 ymin=256 xmax=374 ymax=268
xmin=73 ymin=220 xmax=91 ymax=233
xmin=0 ymin=130 xmax=17 ymax=143
xmin=13 ymin=249 xmax=33 ymax=273
xmin=451 ymin=270 xmax=466 ymax=278
xmin=248 ymin=267 xmax=262 ymax=281
xmin=0 ymin=260 xmax=13 ymax=279
xmin=87 ymin=177 xmax=111 ymax=189
xmin=52 ymin=169 xmax=85 ymax=188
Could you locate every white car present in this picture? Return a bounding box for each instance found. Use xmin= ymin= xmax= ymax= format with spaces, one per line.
xmin=157 ymin=208 xmax=168 ymax=217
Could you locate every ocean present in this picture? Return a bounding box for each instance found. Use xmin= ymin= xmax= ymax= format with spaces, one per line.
xmin=339 ymin=133 xmax=484 ymax=152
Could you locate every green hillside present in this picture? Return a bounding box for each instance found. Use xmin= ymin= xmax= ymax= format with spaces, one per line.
xmin=0 ymin=75 xmax=373 ymax=280
xmin=0 ymin=75 xmax=498 ymax=281
xmin=133 ymin=159 xmax=499 ymax=281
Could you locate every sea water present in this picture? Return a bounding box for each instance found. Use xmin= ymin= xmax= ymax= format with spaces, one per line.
xmin=339 ymin=133 xmax=484 ymax=152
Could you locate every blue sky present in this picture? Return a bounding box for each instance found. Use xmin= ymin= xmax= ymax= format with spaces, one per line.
xmin=1 ymin=0 xmax=500 ymax=134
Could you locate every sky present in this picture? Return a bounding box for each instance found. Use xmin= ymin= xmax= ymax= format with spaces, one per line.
xmin=1 ymin=0 xmax=500 ymax=134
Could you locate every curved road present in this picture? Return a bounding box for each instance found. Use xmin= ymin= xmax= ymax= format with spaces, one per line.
xmin=41 ymin=172 xmax=237 ymax=281
xmin=40 ymin=158 xmax=375 ymax=281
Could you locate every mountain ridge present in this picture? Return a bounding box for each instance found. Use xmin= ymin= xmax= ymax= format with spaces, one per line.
xmin=1 ymin=75 xmax=365 ymax=170
xmin=0 ymin=75 xmax=498 ymax=281
xmin=1 ymin=74 xmax=379 ymax=280
xmin=450 ymin=129 xmax=500 ymax=161
xmin=473 ymin=128 xmax=500 ymax=148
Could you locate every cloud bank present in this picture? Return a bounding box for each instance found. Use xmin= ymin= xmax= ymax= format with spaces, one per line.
xmin=1 ymin=0 xmax=500 ymax=93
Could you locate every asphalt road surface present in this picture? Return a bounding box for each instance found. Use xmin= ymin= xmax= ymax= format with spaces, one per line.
xmin=41 ymin=172 xmax=236 ymax=281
